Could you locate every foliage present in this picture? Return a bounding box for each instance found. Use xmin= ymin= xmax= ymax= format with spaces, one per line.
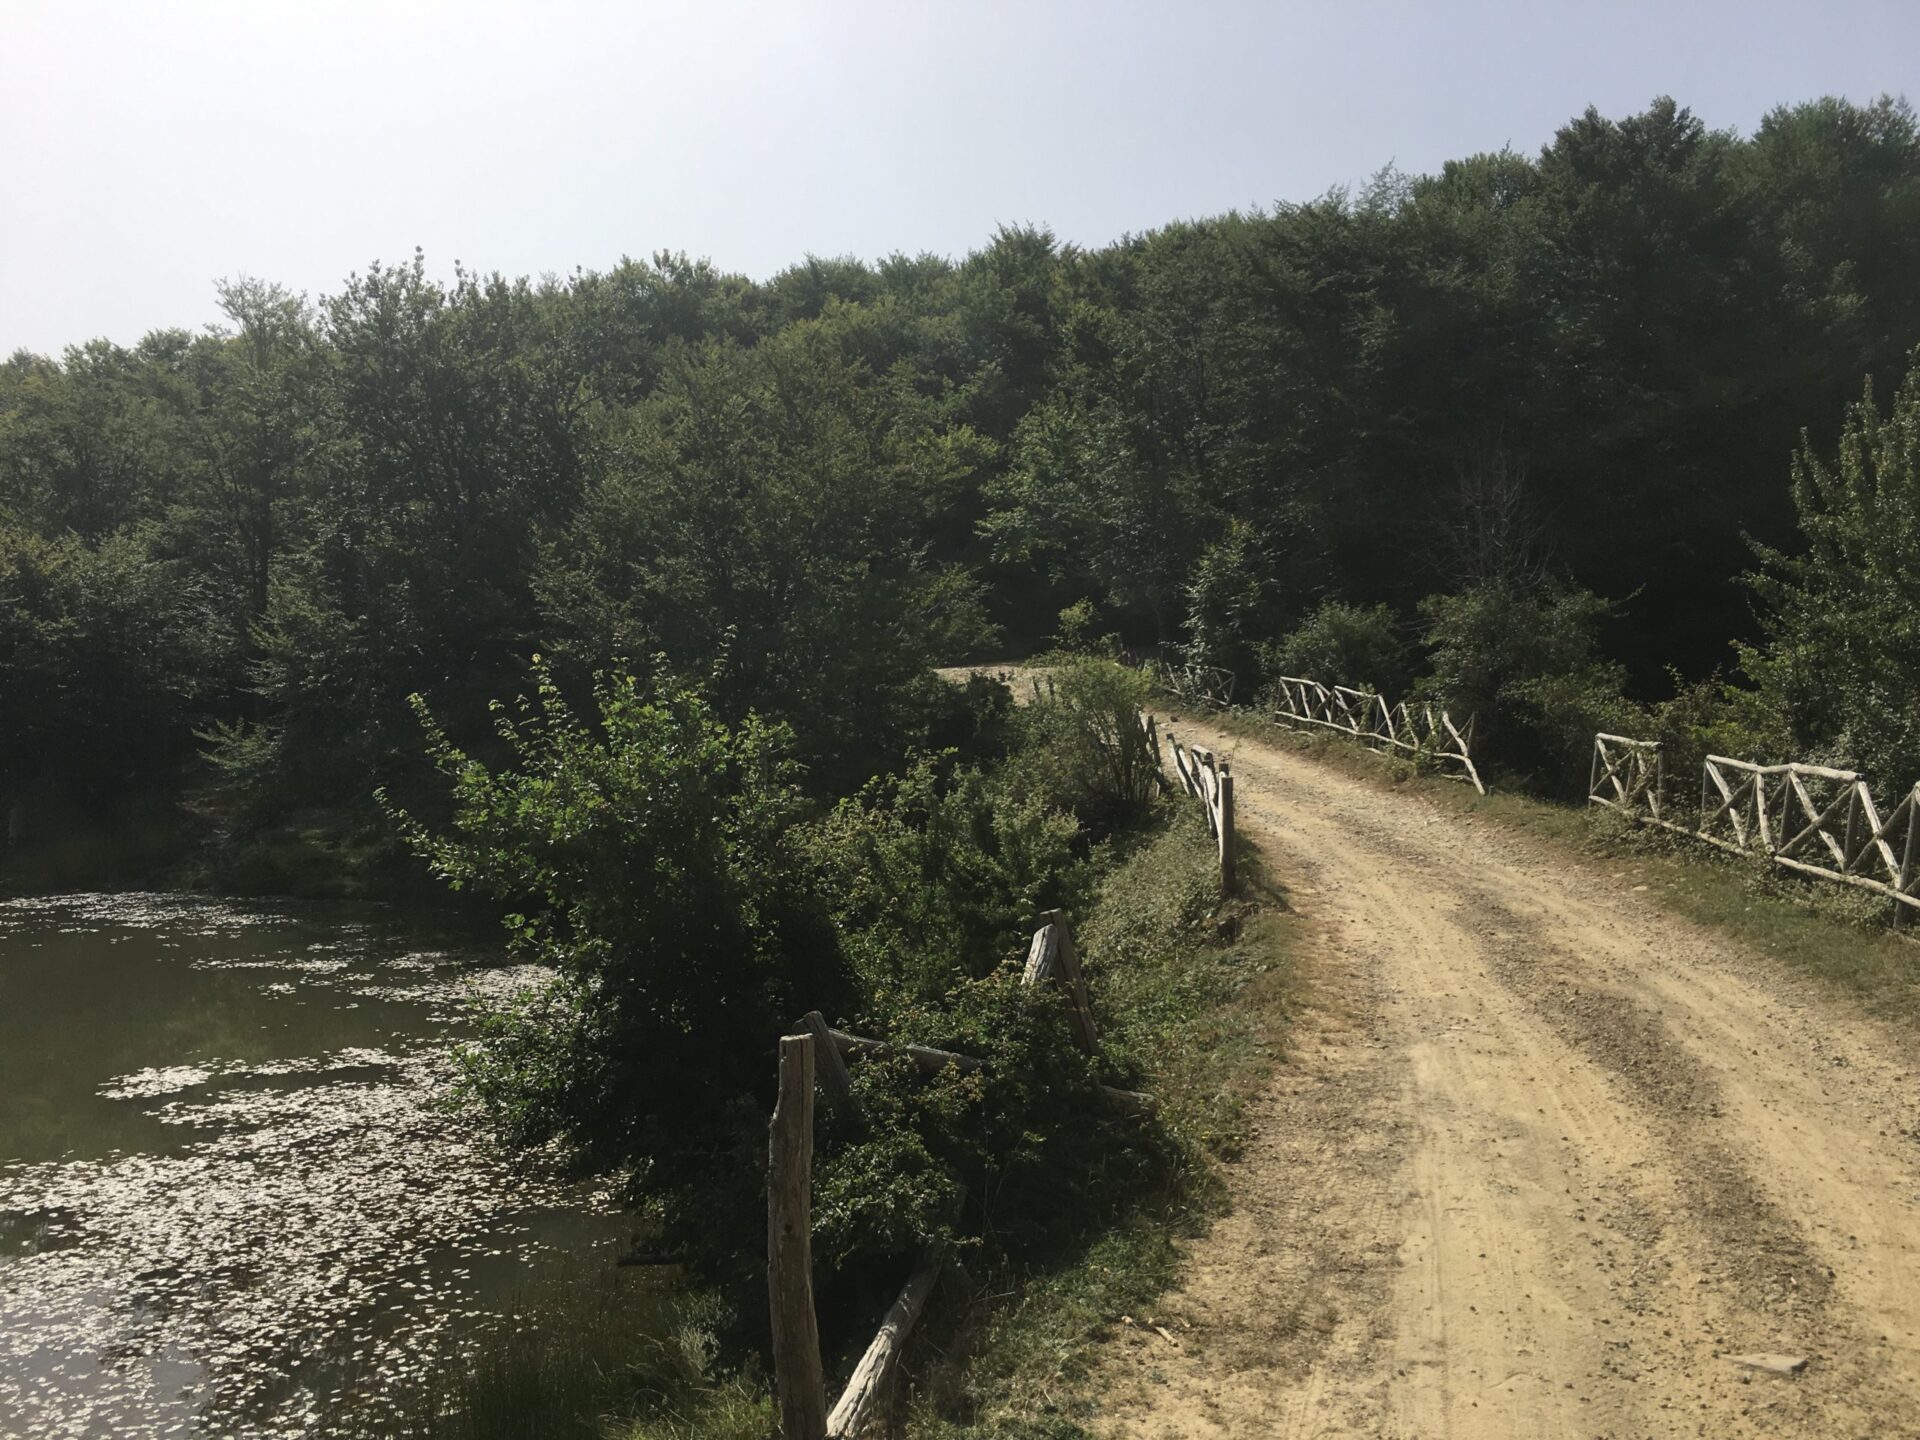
xmin=383 ymin=662 xmax=847 ymax=1287
xmin=1740 ymin=349 xmax=1920 ymax=788
xmin=1053 ymin=598 xmax=1100 ymax=652
xmin=536 ymin=327 xmax=997 ymax=788
xmin=7 ymin=95 xmax=1920 ymax=880
xmin=1016 ymin=657 xmax=1161 ymax=831
xmin=1180 ymin=518 xmax=1272 ymax=683
xmin=804 ymin=755 xmax=1090 ymax=1005
xmin=1418 ymin=581 xmax=1639 ymax=793
xmin=1264 ymin=599 xmax=1412 ymax=696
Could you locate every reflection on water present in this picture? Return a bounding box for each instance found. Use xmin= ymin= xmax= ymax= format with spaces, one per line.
xmin=0 ymin=893 xmax=629 ymax=1438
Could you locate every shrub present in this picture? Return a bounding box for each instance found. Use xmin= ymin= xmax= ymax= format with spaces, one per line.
xmin=1018 ymin=656 xmax=1160 ymax=832
xmin=384 ymin=661 xmax=848 ymax=1289
xmin=1180 ymin=518 xmax=1271 ymax=686
xmin=1741 ymin=349 xmax=1920 ymax=791
xmin=1418 ymin=581 xmax=1639 ymax=794
xmin=1264 ymin=599 xmax=1412 ymax=695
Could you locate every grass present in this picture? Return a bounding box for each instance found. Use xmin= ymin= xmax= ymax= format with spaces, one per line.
xmin=903 ymin=808 xmax=1301 ymax=1437
xmin=1193 ymin=702 xmax=1920 ymax=1030
xmin=343 ymin=1260 xmax=769 ymax=1440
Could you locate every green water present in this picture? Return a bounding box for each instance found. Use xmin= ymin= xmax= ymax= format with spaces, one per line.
xmin=0 ymin=893 xmax=631 ymax=1438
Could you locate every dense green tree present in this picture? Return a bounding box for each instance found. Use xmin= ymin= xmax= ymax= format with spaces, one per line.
xmin=1742 ymin=350 xmax=1920 ymax=787
xmin=537 ymin=325 xmax=994 ymax=785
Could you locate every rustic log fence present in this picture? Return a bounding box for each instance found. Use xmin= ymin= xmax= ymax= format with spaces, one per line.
xmin=1141 ymin=712 xmax=1236 ymax=895
xmin=1587 ymin=733 xmax=1920 ymax=926
xmin=767 ymin=910 xmax=1153 ymax=1438
xmin=1155 ymin=659 xmax=1236 ymax=708
xmin=1269 ymin=675 xmax=1485 ymax=794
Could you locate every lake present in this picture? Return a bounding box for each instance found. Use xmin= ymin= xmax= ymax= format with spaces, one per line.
xmin=0 ymin=892 xmax=630 ymax=1438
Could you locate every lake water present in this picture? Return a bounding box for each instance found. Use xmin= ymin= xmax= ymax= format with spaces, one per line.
xmin=0 ymin=892 xmax=630 ymax=1438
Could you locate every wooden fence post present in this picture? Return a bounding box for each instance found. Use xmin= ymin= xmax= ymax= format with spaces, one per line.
xmin=1218 ymin=761 xmax=1236 ymax=895
xmin=1899 ymin=784 xmax=1920 ymax=932
xmin=800 ymin=1010 xmax=857 ymax=1118
xmin=769 ymin=1034 xmax=827 ymax=1440
xmin=1024 ymin=910 xmax=1097 ymax=1054
xmin=826 ymin=1247 xmax=945 ymax=1438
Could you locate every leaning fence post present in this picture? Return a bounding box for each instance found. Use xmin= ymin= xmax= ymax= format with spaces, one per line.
xmin=1899 ymin=784 xmax=1920 ymax=931
xmin=769 ymin=1034 xmax=827 ymax=1440
xmin=1218 ymin=761 xmax=1236 ymax=895
xmin=1025 ymin=910 xmax=1097 ymax=1054
xmin=799 ymin=1010 xmax=857 ymax=1118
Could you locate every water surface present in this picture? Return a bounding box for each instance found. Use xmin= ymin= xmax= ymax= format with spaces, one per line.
xmin=0 ymin=893 xmax=627 ymax=1438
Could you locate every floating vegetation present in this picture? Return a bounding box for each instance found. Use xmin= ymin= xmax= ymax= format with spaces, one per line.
xmin=0 ymin=894 xmax=628 ymax=1439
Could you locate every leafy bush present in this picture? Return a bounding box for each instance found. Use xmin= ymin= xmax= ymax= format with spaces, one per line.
xmin=1017 ymin=656 xmax=1160 ymax=832
xmin=1264 ymin=599 xmax=1411 ymax=695
xmin=804 ymin=756 xmax=1090 ymax=1005
xmin=384 ymin=661 xmax=848 ymax=1288
xmin=1180 ymin=518 xmax=1272 ymax=685
xmin=1741 ymin=349 xmax=1920 ymax=790
xmin=1418 ymin=581 xmax=1639 ymax=794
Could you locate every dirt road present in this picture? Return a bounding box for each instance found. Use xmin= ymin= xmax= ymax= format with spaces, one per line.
xmin=1097 ymin=709 xmax=1920 ymax=1439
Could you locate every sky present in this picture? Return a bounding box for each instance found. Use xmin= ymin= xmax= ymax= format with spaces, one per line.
xmin=3 ymin=0 xmax=1917 ymax=357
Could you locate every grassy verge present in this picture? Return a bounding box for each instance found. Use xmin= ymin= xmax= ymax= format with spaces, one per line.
xmin=903 ymin=808 xmax=1301 ymax=1438
xmin=1192 ymin=703 xmax=1920 ymax=1029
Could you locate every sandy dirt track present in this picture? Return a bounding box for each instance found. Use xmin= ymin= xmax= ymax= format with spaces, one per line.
xmin=1094 ymin=707 xmax=1920 ymax=1440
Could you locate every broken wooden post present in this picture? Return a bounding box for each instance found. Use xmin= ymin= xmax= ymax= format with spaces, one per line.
xmin=769 ymin=1034 xmax=827 ymax=1440
xmin=1023 ymin=910 xmax=1097 ymax=1054
xmin=799 ymin=1010 xmax=857 ymax=1117
xmin=1218 ymin=761 xmax=1236 ymax=895
xmin=826 ymin=1247 xmax=945 ymax=1437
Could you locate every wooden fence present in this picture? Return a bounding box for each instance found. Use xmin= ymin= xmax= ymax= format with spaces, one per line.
xmin=767 ymin=911 xmax=1152 ymax=1439
xmin=1587 ymin=734 xmax=1920 ymax=925
xmin=1142 ymin=713 xmax=1236 ymax=895
xmin=1155 ymin=659 xmax=1236 ymax=708
xmin=1270 ymin=676 xmax=1485 ymax=794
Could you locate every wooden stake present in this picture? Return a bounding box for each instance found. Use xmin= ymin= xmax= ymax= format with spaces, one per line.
xmin=1024 ymin=911 xmax=1097 ymax=1054
xmin=769 ymin=1034 xmax=827 ymax=1440
xmin=800 ymin=1010 xmax=857 ymax=1118
xmin=1218 ymin=761 xmax=1236 ymax=895
xmin=827 ymin=1248 xmax=945 ymax=1438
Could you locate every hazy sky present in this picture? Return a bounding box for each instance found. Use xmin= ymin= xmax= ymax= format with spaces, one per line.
xmin=4 ymin=0 xmax=1917 ymax=356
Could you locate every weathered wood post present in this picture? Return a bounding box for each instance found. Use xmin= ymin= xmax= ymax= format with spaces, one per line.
xmin=1898 ymin=784 xmax=1920 ymax=932
xmin=769 ymin=1034 xmax=827 ymax=1440
xmin=826 ymin=1247 xmax=945 ymax=1438
xmin=1023 ymin=910 xmax=1097 ymax=1054
xmin=1218 ymin=760 xmax=1236 ymax=895
xmin=799 ymin=1010 xmax=857 ymax=1117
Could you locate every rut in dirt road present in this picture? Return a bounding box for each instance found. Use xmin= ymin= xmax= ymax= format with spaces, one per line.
xmin=1096 ymin=710 xmax=1920 ymax=1440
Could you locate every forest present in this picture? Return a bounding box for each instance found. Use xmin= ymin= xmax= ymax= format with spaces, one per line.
xmin=7 ymin=91 xmax=1920 ymax=1436
xmin=6 ymin=96 xmax=1920 ymax=881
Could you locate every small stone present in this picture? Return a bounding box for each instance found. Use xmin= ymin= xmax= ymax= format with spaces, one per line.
xmin=1725 ymin=1353 xmax=1808 ymax=1376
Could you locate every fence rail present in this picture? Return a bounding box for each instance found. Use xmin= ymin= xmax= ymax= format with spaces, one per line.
xmin=1156 ymin=659 xmax=1236 ymax=708
xmin=1271 ymin=676 xmax=1485 ymax=794
xmin=1587 ymin=734 xmax=1920 ymax=924
xmin=1145 ymin=713 xmax=1236 ymax=895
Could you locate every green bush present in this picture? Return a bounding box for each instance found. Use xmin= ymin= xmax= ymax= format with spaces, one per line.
xmin=1741 ymin=349 xmax=1920 ymax=790
xmin=805 ymin=755 xmax=1090 ymax=1005
xmin=385 ymin=661 xmax=848 ymax=1291
xmin=1264 ymin=599 xmax=1412 ymax=696
xmin=1180 ymin=518 xmax=1272 ymax=685
xmin=1418 ymin=581 xmax=1639 ymax=794
xmin=1017 ymin=656 xmax=1160 ymax=832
